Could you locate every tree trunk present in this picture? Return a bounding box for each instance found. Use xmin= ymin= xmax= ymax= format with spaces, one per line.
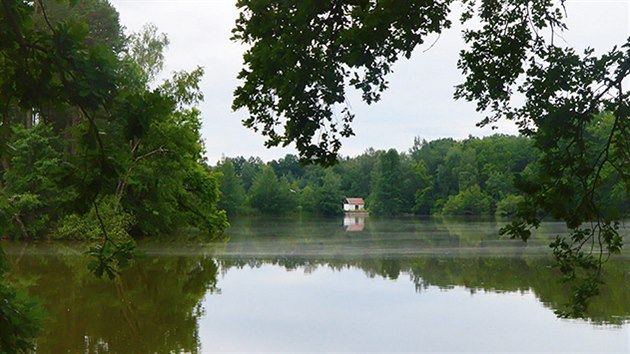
xmin=25 ymin=109 xmax=32 ymax=129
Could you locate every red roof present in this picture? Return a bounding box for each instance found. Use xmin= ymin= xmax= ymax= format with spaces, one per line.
xmin=345 ymin=198 xmax=365 ymax=205
xmin=345 ymin=223 xmax=365 ymax=232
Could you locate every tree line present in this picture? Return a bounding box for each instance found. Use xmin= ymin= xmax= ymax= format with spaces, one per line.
xmin=214 ymin=129 xmax=629 ymax=218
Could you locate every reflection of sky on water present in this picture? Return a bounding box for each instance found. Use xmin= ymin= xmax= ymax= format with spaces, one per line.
xmin=198 ymin=265 xmax=628 ymax=353
xmin=3 ymin=218 xmax=628 ymax=352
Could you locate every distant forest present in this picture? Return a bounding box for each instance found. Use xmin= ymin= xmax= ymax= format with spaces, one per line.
xmin=214 ymin=131 xmax=629 ymax=218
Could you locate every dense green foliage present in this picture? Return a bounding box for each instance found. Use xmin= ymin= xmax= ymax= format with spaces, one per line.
xmin=0 ymin=1 xmax=227 ymax=241
xmin=368 ymin=149 xmax=404 ymax=216
xmin=442 ymin=185 xmax=493 ymax=215
xmin=316 ymin=170 xmax=344 ymax=215
xmin=216 ymin=133 xmax=627 ymax=219
xmin=248 ymin=165 xmax=297 ymax=214
xmin=216 ymin=159 xmax=247 ymax=215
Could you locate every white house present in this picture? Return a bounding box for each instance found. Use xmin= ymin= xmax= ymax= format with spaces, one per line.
xmin=343 ymin=214 xmax=366 ymax=232
xmin=343 ymin=197 xmax=365 ymax=212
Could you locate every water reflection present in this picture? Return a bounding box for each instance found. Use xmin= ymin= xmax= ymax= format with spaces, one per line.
xmin=343 ymin=214 xmax=366 ymax=232
xmin=2 ymin=217 xmax=629 ymax=352
xmin=216 ymin=255 xmax=629 ymax=325
xmin=4 ymin=243 xmax=219 ymax=354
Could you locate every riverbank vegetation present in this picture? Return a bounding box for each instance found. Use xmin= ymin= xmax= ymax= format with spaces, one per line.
xmin=214 ymin=130 xmax=628 ymax=219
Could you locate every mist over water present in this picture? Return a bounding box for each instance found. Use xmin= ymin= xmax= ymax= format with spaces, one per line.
xmin=3 ymin=217 xmax=629 ymax=353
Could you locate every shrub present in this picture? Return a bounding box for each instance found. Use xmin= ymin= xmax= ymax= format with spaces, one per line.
xmin=442 ymin=185 xmax=493 ymax=215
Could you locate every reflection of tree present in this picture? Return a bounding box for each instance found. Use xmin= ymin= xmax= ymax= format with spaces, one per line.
xmin=411 ymin=256 xmax=630 ymax=325
xmin=218 ymin=216 xmax=629 ymax=327
xmin=5 ymin=244 xmax=219 ymax=354
xmin=0 ymin=246 xmax=42 ymax=353
xmin=220 ymin=216 xmax=629 ymax=324
xmin=220 ymin=254 xmax=629 ymax=324
xmin=3 ymin=218 xmax=628 ymax=352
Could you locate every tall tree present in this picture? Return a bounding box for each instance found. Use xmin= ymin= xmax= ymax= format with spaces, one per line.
xmin=216 ymin=159 xmax=246 ymax=215
xmin=229 ymin=156 xmax=263 ymax=192
xmin=336 ymin=148 xmax=378 ymax=198
xmin=248 ymin=166 xmax=296 ymax=214
xmin=316 ymin=170 xmax=343 ymax=216
xmin=127 ymin=23 xmax=170 ymax=83
xmin=369 ymin=149 xmax=403 ymax=216
xmin=269 ymin=154 xmax=304 ymax=181
xmin=412 ymin=160 xmax=433 ymax=214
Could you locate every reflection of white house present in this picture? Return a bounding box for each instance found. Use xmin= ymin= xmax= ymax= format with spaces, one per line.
xmin=343 ymin=198 xmax=365 ymax=211
xmin=344 ymin=215 xmax=365 ymax=232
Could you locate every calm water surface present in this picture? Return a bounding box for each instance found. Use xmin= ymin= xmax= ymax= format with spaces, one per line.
xmin=3 ymin=217 xmax=629 ymax=353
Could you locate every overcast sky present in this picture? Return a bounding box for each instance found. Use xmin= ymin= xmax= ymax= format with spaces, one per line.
xmin=109 ymin=0 xmax=629 ymax=163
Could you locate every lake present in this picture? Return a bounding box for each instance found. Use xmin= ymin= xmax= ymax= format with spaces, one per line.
xmin=3 ymin=217 xmax=629 ymax=353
